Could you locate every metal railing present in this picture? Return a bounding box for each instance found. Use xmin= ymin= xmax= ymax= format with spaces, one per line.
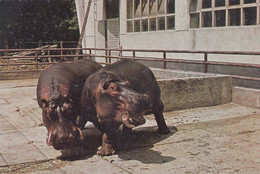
xmin=0 ymin=47 xmax=260 ymax=82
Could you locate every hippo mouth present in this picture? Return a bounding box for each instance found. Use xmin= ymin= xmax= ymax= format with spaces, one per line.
xmin=121 ymin=113 xmax=146 ymax=128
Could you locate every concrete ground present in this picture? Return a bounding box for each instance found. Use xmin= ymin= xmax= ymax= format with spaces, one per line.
xmin=0 ymin=79 xmax=260 ymax=174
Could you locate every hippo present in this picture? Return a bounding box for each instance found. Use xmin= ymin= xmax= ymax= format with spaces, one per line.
xmin=79 ymin=59 xmax=170 ymax=156
xmin=37 ymin=59 xmax=102 ymax=150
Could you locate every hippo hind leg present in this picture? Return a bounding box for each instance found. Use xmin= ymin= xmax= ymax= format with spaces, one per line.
xmin=153 ymin=100 xmax=170 ymax=134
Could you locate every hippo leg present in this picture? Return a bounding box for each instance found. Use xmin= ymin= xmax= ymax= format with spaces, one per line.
xmin=154 ymin=111 xmax=170 ymax=134
xmin=154 ymin=101 xmax=170 ymax=134
xmin=97 ymin=132 xmax=115 ymax=156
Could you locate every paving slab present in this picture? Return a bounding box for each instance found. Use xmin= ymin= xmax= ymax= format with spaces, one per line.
xmin=0 ymin=79 xmax=260 ymax=173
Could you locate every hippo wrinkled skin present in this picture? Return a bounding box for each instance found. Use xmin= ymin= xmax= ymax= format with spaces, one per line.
xmin=37 ymin=59 xmax=102 ymax=150
xmin=79 ymin=60 xmax=170 ymax=156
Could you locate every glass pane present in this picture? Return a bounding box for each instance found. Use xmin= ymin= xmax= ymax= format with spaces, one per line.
xmin=243 ymin=7 xmax=256 ymax=25
xmin=202 ymin=12 xmax=212 ymax=27
xmin=141 ymin=19 xmax=148 ymax=31
xmin=142 ymin=0 xmax=148 ymax=16
xmin=202 ymin=0 xmax=212 ymax=8
xmin=215 ymin=10 xmax=226 ymax=27
xmin=127 ymin=21 xmax=133 ymax=32
xmin=244 ymin=0 xmax=256 ymax=3
xmin=167 ymin=0 xmax=175 ymax=14
xmin=150 ymin=18 xmax=157 ymax=31
xmin=167 ymin=15 xmax=175 ymax=29
xmin=150 ymin=0 xmax=157 ymax=16
xmin=190 ymin=0 xmax=199 ymax=12
xmin=158 ymin=0 xmax=165 ymax=14
xmin=134 ymin=20 xmax=140 ymax=32
xmin=158 ymin=17 xmax=165 ymax=30
xmin=215 ymin=0 xmax=225 ymax=7
xmin=229 ymin=0 xmax=240 ymax=5
xmin=190 ymin=13 xmax=200 ymax=28
xmin=228 ymin=9 xmax=241 ymax=26
xmin=127 ymin=0 xmax=133 ymax=19
xmin=134 ymin=0 xmax=141 ymax=17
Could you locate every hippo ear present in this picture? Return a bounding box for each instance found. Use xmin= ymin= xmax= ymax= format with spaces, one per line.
xmin=41 ymin=99 xmax=49 ymax=108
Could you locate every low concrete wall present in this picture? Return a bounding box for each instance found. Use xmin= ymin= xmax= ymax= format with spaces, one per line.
xmin=0 ymin=71 xmax=41 ymax=81
xmin=151 ymin=68 xmax=232 ymax=111
xmin=158 ymin=76 xmax=232 ymax=111
xmin=232 ymin=87 xmax=260 ymax=109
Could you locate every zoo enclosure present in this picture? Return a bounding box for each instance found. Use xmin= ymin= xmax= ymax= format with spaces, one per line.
xmin=0 ymin=47 xmax=259 ymax=84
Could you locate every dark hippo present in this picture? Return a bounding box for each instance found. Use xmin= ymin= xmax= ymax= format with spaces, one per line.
xmin=79 ymin=60 xmax=170 ymax=156
xmin=37 ymin=59 xmax=102 ymax=150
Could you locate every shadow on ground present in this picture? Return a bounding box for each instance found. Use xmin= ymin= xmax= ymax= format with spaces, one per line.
xmin=58 ymin=125 xmax=177 ymax=164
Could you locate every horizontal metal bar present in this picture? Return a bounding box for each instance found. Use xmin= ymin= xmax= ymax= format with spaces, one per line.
xmin=1 ymin=48 xmax=260 ymax=55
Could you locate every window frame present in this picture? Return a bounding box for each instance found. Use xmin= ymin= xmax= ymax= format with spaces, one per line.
xmin=127 ymin=0 xmax=175 ymax=33
xmin=189 ymin=0 xmax=259 ymax=29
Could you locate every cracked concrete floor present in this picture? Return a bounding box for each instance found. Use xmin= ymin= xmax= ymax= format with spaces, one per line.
xmin=0 ymin=79 xmax=260 ymax=174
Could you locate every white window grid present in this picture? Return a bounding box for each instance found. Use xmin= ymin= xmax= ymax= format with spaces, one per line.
xmin=189 ymin=0 xmax=260 ymax=28
xmin=127 ymin=0 xmax=175 ymax=32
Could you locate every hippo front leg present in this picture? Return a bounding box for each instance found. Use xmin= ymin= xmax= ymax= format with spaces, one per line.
xmin=97 ymin=132 xmax=115 ymax=156
xmin=154 ymin=110 xmax=170 ymax=134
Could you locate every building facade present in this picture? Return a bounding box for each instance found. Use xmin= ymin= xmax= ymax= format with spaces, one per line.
xmin=76 ymin=0 xmax=259 ymax=53
xmin=75 ymin=0 xmax=260 ymax=88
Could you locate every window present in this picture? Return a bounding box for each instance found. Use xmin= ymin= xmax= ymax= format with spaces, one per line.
xmin=127 ymin=21 xmax=133 ymax=32
xmin=215 ymin=10 xmax=226 ymax=27
xmin=229 ymin=0 xmax=240 ymax=5
xmin=142 ymin=0 xmax=148 ymax=16
xmin=134 ymin=0 xmax=141 ymax=17
xmin=215 ymin=0 xmax=225 ymax=7
xmin=167 ymin=16 xmax=175 ymax=29
xmin=158 ymin=17 xmax=165 ymax=30
xmin=228 ymin=9 xmax=240 ymax=26
xmin=134 ymin=20 xmax=140 ymax=32
xmin=167 ymin=0 xmax=175 ymax=14
xmin=127 ymin=0 xmax=175 ymax=32
xmin=202 ymin=0 xmax=211 ymax=8
xmin=127 ymin=0 xmax=133 ymax=19
xmin=141 ymin=19 xmax=148 ymax=31
xmin=202 ymin=12 xmax=212 ymax=27
xmin=243 ymin=7 xmax=256 ymax=25
xmin=244 ymin=0 xmax=256 ymax=3
xmin=190 ymin=13 xmax=200 ymax=28
xmin=189 ymin=0 xmax=259 ymax=28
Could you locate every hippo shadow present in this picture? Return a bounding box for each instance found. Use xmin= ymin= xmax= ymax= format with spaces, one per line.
xmin=58 ymin=125 xmax=177 ymax=164
xmin=114 ymin=125 xmax=177 ymax=164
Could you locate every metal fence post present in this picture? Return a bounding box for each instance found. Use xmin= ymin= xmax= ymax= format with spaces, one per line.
xmin=89 ymin=49 xmax=92 ymax=60
xmin=204 ymin=52 xmax=208 ymax=73
xmin=109 ymin=49 xmax=111 ymax=64
xmin=133 ymin=50 xmax=135 ymax=61
xmin=163 ymin=51 xmax=166 ymax=69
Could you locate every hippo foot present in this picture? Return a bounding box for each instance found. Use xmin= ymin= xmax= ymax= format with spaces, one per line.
xmin=157 ymin=127 xmax=170 ymax=134
xmin=97 ymin=146 xmax=115 ymax=156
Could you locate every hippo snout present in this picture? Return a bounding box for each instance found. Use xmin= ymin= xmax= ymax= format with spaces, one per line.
xmin=47 ymin=126 xmax=83 ymax=150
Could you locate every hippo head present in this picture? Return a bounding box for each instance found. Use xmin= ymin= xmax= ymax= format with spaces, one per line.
xmin=41 ymin=85 xmax=83 ymax=150
xmin=94 ymin=77 xmax=151 ymax=128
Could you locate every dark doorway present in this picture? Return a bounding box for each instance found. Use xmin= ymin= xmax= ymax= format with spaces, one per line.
xmin=105 ymin=0 xmax=119 ymax=19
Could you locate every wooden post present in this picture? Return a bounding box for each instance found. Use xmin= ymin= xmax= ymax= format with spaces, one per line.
xmin=60 ymin=41 xmax=63 ymax=61
xmin=35 ymin=51 xmax=39 ymax=70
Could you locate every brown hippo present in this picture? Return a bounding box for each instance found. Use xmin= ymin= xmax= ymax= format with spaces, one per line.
xmin=79 ymin=59 xmax=170 ymax=156
xmin=37 ymin=59 xmax=102 ymax=150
